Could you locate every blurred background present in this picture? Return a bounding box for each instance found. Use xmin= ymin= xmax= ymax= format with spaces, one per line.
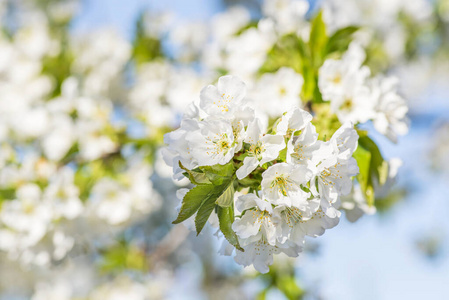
xmin=0 ymin=0 xmax=449 ymax=299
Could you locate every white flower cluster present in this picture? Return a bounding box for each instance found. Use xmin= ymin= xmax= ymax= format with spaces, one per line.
xmin=0 ymin=20 xmax=161 ymax=267
xmin=3 ymin=256 xmax=200 ymax=300
xmin=0 ymin=151 xmax=161 ymax=267
xmin=71 ymin=29 xmax=131 ymax=98
xmin=323 ymin=0 xmax=432 ymax=61
xmin=129 ymin=61 xmax=210 ymax=131
xmin=174 ymin=1 xmax=409 ymax=144
xmin=164 ymin=75 xmax=360 ymax=273
xmin=319 ymin=42 xmax=409 ymax=142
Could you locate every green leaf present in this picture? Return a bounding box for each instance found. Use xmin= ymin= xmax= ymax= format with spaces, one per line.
xmin=296 ymin=36 xmax=309 ymax=61
xmin=309 ymin=11 xmax=328 ymax=67
xmin=301 ymin=63 xmax=315 ymax=101
xmin=375 ymin=189 xmax=406 ymax=213
xmin=277 ymin=275 xmax=305 ymax=300
xmin=0 ymin=188 xmax=15 ymax=201
xmin=311 ymin=103 xmax=342 ymax=140
xmin=278 ymin=147 xmax=287 ymax=162
xmin=354 ymin=136 xmax=388 ymax=206
xmin=132 ymin=13 xmax=164 ymax=65
xmin=217 ymin=206 xmax=244 ymax=251
xmin=172 ymin=184 xmax=218 ymax=224
xmin=237 ymin=175 xmax=261 ymax=189
xmin=175 ymin=162 xmax=237 ymax=234
xmin=234 ymin=152 xmax=249 ymax=161
xmin=234 ymin=21 xmax=258 ymax=36
xmin=313 ymin=79 xmax=324 ymax=103
xmin=99 ymin=241 xmax=148 ymax=274
xmin=358 ymin=136 xmax=388 ymax=185
xmin=308 ymin=11 xmax=329 ymax=104
xmin=353 ymin=146 xmax=374 ymax=206
xmin=215 ymin=181 xmax=235 ymax=207
xmin=193 ymin=178 xmax=235 ymax=234
xmin=353 ymin=146 xmax=370 ymax=188
xmin=259 ymin=34 xmax=304 ymax=74
xmin=179 ymin=161 xmax=211 ymax=185
xmin=195 ymin=195 xmax=217 ymax=235
xmin=200 ymin=162 xmax=235 ymax=185
xmin=356 ymin=129 xmax=369 ymax=138
xmin=325 ymin=26 xmax=359 ymax=55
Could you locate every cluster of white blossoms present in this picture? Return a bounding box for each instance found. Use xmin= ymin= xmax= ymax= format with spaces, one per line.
xmin=322 ymin=0 xmax=432 ymax=61
xmin=0 ymin=11 xmax=161 ymax=268
xmin=164 ymin=75 xmax=360 ymax=273
xmin=129 ymin=61 xmax=210 ymax=131
xmin=0 ymin=142 xmax=161 ymax=267
xmin=319 ymin=42 xmax=409 ymax=142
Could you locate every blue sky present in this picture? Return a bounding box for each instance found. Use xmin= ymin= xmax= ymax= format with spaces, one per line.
xmin=72 ymin=1 xmax=449 ymax=299
xmin=72 ymin=0 xmax=222 ymax=39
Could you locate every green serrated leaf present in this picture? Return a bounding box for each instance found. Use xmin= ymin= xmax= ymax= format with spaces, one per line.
xmin=215 ymin=181 xmax=235 ymax=207
xmin=217 ymin=206 xmax=244 ymax=252
xmin=172 ymin=184 xmax=217 ymax=224
xmin=179 ymin=161 xmax=211 ymax=185
xmin=195 ymin=198 xmax=217 ymax=235
xmin=176 ymin=162 xmax=237 ymax=234
xmin=194 ymin=176 xmax=236 ymax=234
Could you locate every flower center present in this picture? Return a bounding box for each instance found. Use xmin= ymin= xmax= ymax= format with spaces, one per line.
xmin=213 ymin=93 xmax=233 ymax=113
xmin=332 ymin=73 xmax=342 ymax=84
xmin=271 ymin=175 xmax=290 ymax=196
xmin=320 ymin=168 xmax=336 ymax=186
xmin=279 ymin=87 xmax=287 ymax=96
xmin=56 ymin=188 xmax=67 ymax=199
xmin=249 ymin=141 xmax=264 ymax=159
xmin=341 ymin=98 xmax=353 ymax=111
xmin=23 ymin=202 xmax=36 ymax=214
xmin=291 ymin=143 xmax=305 ymax=161
xmin=284 ymin=206 xmax=303 ymax=227
xmin=213 ymin=133 xmax=231 ymax=155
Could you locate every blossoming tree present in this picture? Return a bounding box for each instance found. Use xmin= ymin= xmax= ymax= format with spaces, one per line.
xmin=0 ymin=0 xmax=447 ymax=298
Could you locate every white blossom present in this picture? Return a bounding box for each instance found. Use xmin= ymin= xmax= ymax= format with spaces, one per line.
xmin=233 ymin=193 xmax=279 ymax=246
xmin=318 ymin=42 xmax=370 ymax=103
xmin=43 ymin=167 xmax=83 ymax=220
xmin=261 ymin=163 xmax=312 ymax=207
xmin=236 ymin=118 xmax=285 ymax=179
xmin=252 ymin=68 xmax=304 ymax=117
xmin=199 ymin=75 xmax=246 ymax=117
xmin=370 ymin=76 xmax=409 ymax=142
xmin=186 ymin=118 xmax=237 ymax=166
